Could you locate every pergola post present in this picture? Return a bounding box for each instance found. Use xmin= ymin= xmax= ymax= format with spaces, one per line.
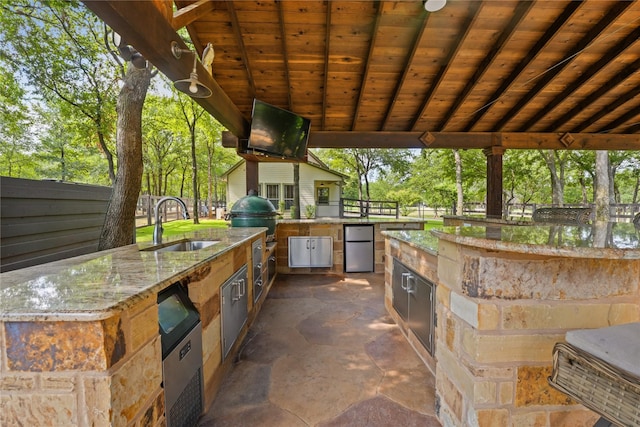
xmin=246 ymin=160 xmax=259 ymax=195
xmin=484 ymin=145 xmax=505 ymax=218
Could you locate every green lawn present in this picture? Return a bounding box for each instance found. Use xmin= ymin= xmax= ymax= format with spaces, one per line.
xmin=136 ymin=218 xmax=442 ymax=242
xmin=136 ymin=219 xmax=228 ymax=242
xmin=423 ymin=219 xmax=444 ymax=231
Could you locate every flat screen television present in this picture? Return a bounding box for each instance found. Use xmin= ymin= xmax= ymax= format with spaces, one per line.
xmin=247 ymin=99 xmax=311 ymax=160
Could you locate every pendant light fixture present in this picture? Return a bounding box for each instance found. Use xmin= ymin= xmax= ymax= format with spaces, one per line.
xmin=171 ymin=41 xmax=212 ymax=98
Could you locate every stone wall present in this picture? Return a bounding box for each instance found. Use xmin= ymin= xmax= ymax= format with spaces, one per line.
xmin=0 ymin=294 xmax=164 ymax=427
xmin=435 ymin=239 xmax=640 ymax=427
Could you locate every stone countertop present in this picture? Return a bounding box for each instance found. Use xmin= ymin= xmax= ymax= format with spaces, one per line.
xmin=0 ymin=227 xmax=266 ymax=321
xmin=382 ymin=230 xmax=440 ymax=255
xmin=432 ymin=222 xmax=640 ymax=259
xmin=277 ymin=217 xmax=425 ymax=224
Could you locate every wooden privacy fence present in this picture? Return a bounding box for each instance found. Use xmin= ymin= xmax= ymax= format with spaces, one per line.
xmin=0 ymin=177 xmax=112 ymax=272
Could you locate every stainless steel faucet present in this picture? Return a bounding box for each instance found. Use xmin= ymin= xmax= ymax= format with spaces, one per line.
xmin=153 ymin=196 xmax=190 ymax=244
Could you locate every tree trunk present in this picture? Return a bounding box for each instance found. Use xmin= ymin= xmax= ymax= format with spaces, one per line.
xmin=540 ymin=150 xmax=564 ymax=205
xmin=97 ymin=130 xmax=116 ymax=184
xmin=190 ymin=128 xmax=200 ymax=224
xmin=454 ymin=149 xmax=464 ymax=215
xmin=293 ymin=163 xmax=301 ymax=219
xmin=207 ymin=143 xmax=214 ymax=219
xmin=98 ymin=65 xmax=151 ymax=250
xmin=594 ymin=150 xmax=610 ymax=222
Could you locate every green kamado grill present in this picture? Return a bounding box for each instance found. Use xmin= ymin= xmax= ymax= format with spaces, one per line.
xmin=228 ymin=190 xmax=277 ymax=241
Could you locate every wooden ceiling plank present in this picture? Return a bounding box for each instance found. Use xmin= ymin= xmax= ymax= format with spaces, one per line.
xmin=567 ymin=60 xmax=640 ymax=133
xmin=594 ymin=104 xmax=640 ymax=134
xmin=523 ymin=25 xmax=640 ymax=132
xmin=624 ymin=122 xmax=640 ymax=134
xmin=277 ymin=0 xmax=293 ymax=110
xmin=493 ymin=1 xmax=633 ymax=131
xmin=322 ymin=0 xmax=331 ymax=130
xmin=462 ymin=1 xmax=582 ymax=132
xmin=410 ymin=1 xmax=484 ymax=131
xmin=82 ymin=0 xmax=249 ymax=137
xmin=350 ymin=1 xmax=383 ymax=131
xmin=380 ymin=12 xmax=429 ymax=131
xmin=228 ymin=1 xmax=256 ymax=98
xmin=173 ymin=0 xmax=215 ymax=30
xmin=436 ymin=1 xmax=534 ymax=132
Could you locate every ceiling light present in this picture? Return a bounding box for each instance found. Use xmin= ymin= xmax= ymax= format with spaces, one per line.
xmin=171 ymin=41 xmax=212 ymax=98
xmin=424 ymin=0 xmax=446 ymax=12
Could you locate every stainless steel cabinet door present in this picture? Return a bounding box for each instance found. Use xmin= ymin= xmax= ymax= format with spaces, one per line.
xmin=392 ymin=258 xmax=409 ymax=321
xmin=288 ymin=237 xmax=333 ymax=267
xmin=408 ymin=274 xmax=434 ymax=355
xmin=221 ymin=265 xmax=248 ymax=359
xmin=288 ymin=237 xmax=311 ymax=267
xmin=310 ymin=237 xmax=333 ymax=267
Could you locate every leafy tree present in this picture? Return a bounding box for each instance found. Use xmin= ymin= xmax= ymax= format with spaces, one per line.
xmin=0 ymin=1 xmax=119 ymax=183
xmin=0 ymin=62 xmax=33 ymax=177
xmin=176 ymin=91 xmax=206 ymax=224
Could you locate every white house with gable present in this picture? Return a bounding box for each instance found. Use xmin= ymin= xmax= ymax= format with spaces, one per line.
xmin=223 ymin=151 xmax=347 ymax=217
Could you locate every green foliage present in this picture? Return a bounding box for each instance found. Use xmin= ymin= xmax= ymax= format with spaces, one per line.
xmin=0 ymin=0 xmax=118 ymax=184
xmin=305 ymin=204 xmax=316 ymax=218
xmin=136 ymin=219 xmax=228 ymax=242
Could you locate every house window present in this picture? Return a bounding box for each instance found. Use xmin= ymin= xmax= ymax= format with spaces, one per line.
xmin=265 ymin=184 xmax=279 ymax=209
xmin=317 ymin=187 xmax=329 ymax=205
xmin=284 ymin=184 xmax=294 ymax=210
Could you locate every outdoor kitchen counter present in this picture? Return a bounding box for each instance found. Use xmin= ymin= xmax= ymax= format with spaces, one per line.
xmin=432 ymin=222 xmax=640 ymax=259
xmin=275 ymin=217 xmax=426 ymax=274
xmin=383 ymin=223 xmax=640 ymax=427
xmin=277 ymin=217 xmax=426 ymax=225
xmin=0 ymin=226 xmax=266 ymax=321
xmin=0 ymin=226 xmax=268 ymax=426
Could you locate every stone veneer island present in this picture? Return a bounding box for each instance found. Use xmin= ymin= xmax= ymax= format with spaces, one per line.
xmin=0 ymin=227 xmax=269 ymax=426
xmin=384 ymin=222 xmax=640 ymax=427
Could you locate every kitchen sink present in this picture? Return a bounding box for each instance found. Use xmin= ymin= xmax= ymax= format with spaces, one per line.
xmin=143 ymin=240 xmax=219 ymax=253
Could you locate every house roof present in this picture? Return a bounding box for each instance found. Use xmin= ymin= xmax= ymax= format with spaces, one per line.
xmin=221 ymin=150 xmax=348 ymax=180
xmin=84 ymin=0 xmax=640 ymax=152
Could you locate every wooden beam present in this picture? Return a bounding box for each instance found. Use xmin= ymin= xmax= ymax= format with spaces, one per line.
xmin=463 ymin=2 xmax=582 ymax=132
xmin=308 ymin=132 xmax=640 ymax=150
xmin=529 ymin=25 xmax=640 ymax=132
xmin=82 ymin=0 xmax=249 ymax=138
xmin=411 ymin=1 xmax=483 ymax=131
xmin=494 ymin=1 xmax=632 ymax=131
xmin=437 ymin=1 xmax=533 ymax=131
xmin=381 ymin=10 xmax=430 ymax=130
xmin=228 ymin=1 xmax=256 ymax=98
xmin=351 ymin=1 xmax=383 ymax=130
xmin=544 ymin=58 xmax=640 ymax=133
xmin=172 ymin=0 xmax=215 ymax=30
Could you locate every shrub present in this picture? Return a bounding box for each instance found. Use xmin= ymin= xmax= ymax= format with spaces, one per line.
xmin=305 ymin=204 xmax=316 ymax=218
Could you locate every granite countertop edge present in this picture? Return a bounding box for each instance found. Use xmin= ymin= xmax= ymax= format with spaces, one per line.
xmin=0 ymin=227 xmax=267 ymax=322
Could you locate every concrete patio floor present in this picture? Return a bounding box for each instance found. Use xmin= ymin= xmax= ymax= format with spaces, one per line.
xmin=198 ymin=273 xmax=441 ymax=427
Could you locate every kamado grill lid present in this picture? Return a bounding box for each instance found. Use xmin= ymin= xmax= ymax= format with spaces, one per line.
xmin=229 ymin=190 xmax=277 ymax=217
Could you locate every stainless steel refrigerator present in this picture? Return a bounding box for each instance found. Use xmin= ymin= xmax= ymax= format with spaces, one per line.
xmin=344 ymin=224 xmax=374 ymax=272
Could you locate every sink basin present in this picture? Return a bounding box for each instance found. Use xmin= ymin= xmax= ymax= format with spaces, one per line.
xmin=144 ymin=240 xmax=219 ymax=253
